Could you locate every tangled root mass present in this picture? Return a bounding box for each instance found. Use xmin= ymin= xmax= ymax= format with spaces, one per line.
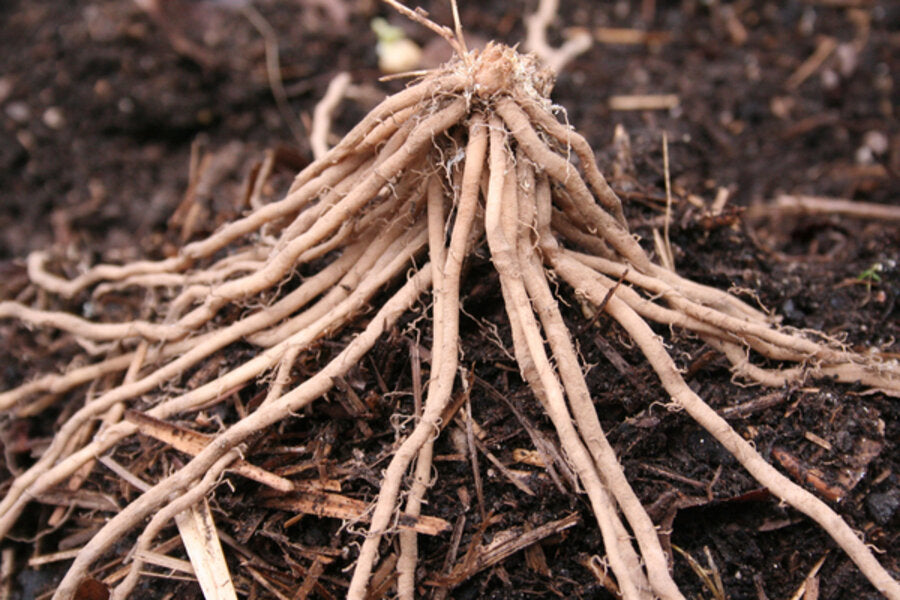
xmin=1 ymin=43 xmax=898 ymax=600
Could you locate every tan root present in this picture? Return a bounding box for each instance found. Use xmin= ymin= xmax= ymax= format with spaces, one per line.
xmin=1 ymin=25 xmax=898 ymax=600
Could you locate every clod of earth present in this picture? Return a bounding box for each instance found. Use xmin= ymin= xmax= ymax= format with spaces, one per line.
xmin=1 ymin=30 xmax=899 ymax=600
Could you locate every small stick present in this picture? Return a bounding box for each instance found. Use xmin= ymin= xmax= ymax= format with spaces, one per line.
xmin=463 ymin=399 xmax=486 ymax=522
xmin=174 ymin=498 xmax=238 ymax=600
xmin=461 ymin=416 xmax=535 ymax=496
xmin=98 ymin=455 xmax=151 ymax=493
xmin=124 ymin=410 xmax=295 ymax=493
xmin=595 ymin=27 xmax=671 ymax=45
xmin=245 ymin=565 xmax=292 ymax=600
xmin=262 ymin=492 xmax=450 ymax=536
xmin=786 ymin=36 xmax=838 ymax=90
xmin=710 ymin=187 xmax=730 ymax=215
xmin=449 ymin=0 xmax=469 ymax=58
xmin=609 ymin=94 xmax=680 ymax=111
xmin=524 ymin=0 xmax=592 ymax=73
xmin=26 ymin=549 xmax=82 ymax=568
xmin=787 ymin=553 xmax=828 ymax=600
xmin=380 ymin=0 xmax=464 ymax=58
xmin=240 ymin=4 xmax=307 ymax=146
xmin=750 ymin=194 xmax=900 ymax=222
xmin=474 ymin=374 xmax=573 ymax=492
xmin=432 ymin=515 xmax=466 ymax=600
xmin=440 ymin=513 xmax=580 ymax=583
xmin=0 ymin=547 xmax=12 ymax=600
xmin=133 ymin=550 xmax=193 ymax=575
xmin=661 ymin=130 xmax=675 ymax=271
xmin=575 ymin=266 xmax=627 ymax=336
xmin=719 ymin=390 xmax=789 ymax=418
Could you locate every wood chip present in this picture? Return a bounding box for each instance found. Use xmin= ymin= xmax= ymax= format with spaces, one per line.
xmin=710 ymin=187 xmax=731 ymax=215
xmin=719 ymin=390 xmax=788 ymax=418
xmin=28 ymin=548 xmax=82 ymax=567
xmin=804 ymin=431 xmax=833 ymax=451
xmin=262 ymin=492 xmax=450 ymax=536
xmin=366 ymin=553 xmax=398 ymax=600
xmin=293 ymin=554 xmax=332 ymax=600
xmin=244 ymin=565 xmax=291 ymax=600
xmin=132 ymin=550 xmax=194 ymax=575
xmin=434 ymin=513 xmax=580 ymax=586
xmin=100 ymin=536 xmax=184 ymax=586
xmin=125 ymin=410 xmax=295 ymax=492
xmin=175 ymin=498 xmax=238 ymax=600
xmin=512 ymin=448 xmax=545 ymax=468
xmin=458 ymin=412 xmax=535 ymax=497
xmin=35 ymin=490 xmax=118 ymax=513
xmin=787 ymin=553 xmax=828 ymax=600
xmin=523 ymin=524 xmax=551 ymax=577
xmin=771 ymin=447 xmax=846 ymax=502
xmin=719 ymin=5 xmax=748 ymax=46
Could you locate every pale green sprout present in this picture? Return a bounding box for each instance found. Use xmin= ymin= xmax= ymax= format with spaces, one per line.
xmin=371 ymin=17 xmax=423 ymax=74
xmin=857 ymin=262 xmax=883 ymax=293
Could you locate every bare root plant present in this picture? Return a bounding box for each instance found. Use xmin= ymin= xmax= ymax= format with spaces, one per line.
xmin=2 ymin=6 xmax=899 ymax=600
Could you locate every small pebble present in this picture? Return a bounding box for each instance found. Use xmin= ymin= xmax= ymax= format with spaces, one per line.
xmin=781 ymin=298 xmax=804 ymax=321
xmin=5 ymin=101 xmax=30 ymax=123
xmin=863 ymin=130 xmax=888 ymax=155
xmin=866 ymin=489 xmax=899 ymax=525
xmin=94 ymin=78 xmax=112 ymax=98
xmin=855 ymin=146 xmax=873 ymax=165
xmin=43 ymin=106 xmax=65 ymax=129
xmin=835 ymin=43 xmax=858 ymax=77
xmin=820 ymin=68 xmax=839 ymax=91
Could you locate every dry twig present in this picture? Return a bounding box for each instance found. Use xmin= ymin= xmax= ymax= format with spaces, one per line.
xmin=749 ymin=194 xmax=900 ymax=222
xmin=524 ymin=0 xmax=593 ymax=73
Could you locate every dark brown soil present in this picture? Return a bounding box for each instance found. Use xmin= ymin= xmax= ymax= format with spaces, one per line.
xmin=1 ymin=1 xmax=898 ymax=599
